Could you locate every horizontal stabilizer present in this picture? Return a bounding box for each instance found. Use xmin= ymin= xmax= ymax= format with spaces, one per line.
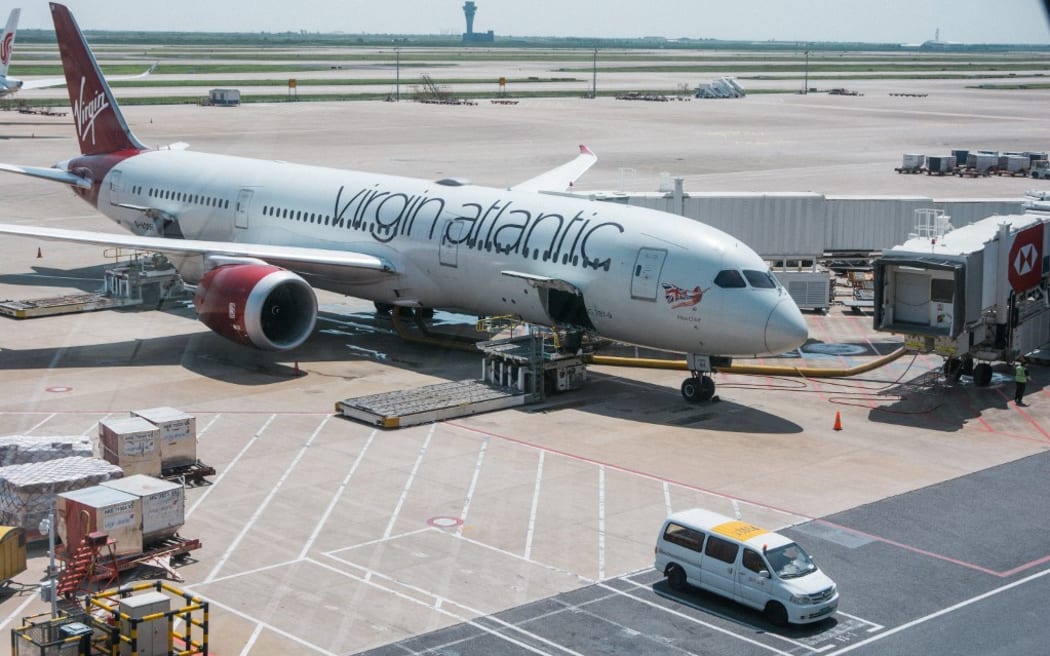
xmin=0 ymin=163 xmax=91 ymax=188
xmin=512 ymin=145 xmax=597 ymax=193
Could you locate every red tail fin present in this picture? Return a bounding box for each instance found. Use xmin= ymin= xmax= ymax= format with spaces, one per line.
xmin=50 ymin=3 xmax=145 ymax=155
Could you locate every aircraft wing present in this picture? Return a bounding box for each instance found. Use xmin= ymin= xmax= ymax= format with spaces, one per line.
xmin=18 ymin=62 xmax=157 ymax=92
xmin=0 ymin=223 xmax=395 ymax=277
xmin=511 ymin=145 xmax=597 ymax=193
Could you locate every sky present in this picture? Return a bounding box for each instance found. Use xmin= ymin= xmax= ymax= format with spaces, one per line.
xmin=15 ymin=1 xmax=1050 ymax=44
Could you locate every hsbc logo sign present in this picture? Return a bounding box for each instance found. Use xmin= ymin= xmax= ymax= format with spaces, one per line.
xmin=1014 ymin=243 xmax=1038 ymax=277
xmin=1008 ymin=223 xmax=1044 ymax=292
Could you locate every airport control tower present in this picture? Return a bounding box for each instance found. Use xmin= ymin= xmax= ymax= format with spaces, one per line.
xmin=462 ymin=1 xmax=494 ymax=43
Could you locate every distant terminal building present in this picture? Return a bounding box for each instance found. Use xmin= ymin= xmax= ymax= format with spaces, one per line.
xmin=462 ymin=1 xmax=494 ymax=43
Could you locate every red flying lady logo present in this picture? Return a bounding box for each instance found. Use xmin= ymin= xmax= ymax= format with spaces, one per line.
xmin=1 ymin=33 xmax=12 ymax=66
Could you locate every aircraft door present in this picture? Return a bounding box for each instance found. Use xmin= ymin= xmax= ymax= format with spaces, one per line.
xmin=439 ymin=218 xmax=468 ymax=267
xmin=631 ymin=248 xmax=667 ymax=300
xmin=893 ymin=271 xmax=929 ymax=324
xmin=235 ymin=188 xmax=253 ymax=230
xmin=107 ymin=170 xmax=123 ymax=206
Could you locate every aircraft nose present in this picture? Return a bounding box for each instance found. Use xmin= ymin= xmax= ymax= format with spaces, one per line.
xmin=765 ymin=297 xmax=809 ymax=354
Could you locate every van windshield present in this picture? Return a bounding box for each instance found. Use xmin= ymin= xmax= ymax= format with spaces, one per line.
xmin=764 ymin=543 xmax=817 ymax=579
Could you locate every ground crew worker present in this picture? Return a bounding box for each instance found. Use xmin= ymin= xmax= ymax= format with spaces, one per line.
xmin=1014 ymin=360 xmax=1030 ymax=405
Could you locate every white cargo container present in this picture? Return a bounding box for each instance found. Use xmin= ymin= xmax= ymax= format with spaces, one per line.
xmin=98 ymin=417 xmax=161 ymax=477
xmin=129 ymin=407 xmax=197 ymax=470
xmin=57 ymin=485 xmax=142 ymax=556
xmin=101 ymin=475 xmax=184 ymax=545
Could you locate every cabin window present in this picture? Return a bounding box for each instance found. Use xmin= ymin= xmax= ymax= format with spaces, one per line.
xmin=714 ymin=269 xmax=747 ymax=288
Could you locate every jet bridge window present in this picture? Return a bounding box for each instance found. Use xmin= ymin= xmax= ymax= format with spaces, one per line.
xmin=714 ymin=269 xmax=747 ymax=288
xmin=743 ymin=270 xmax=777 ymax=289
xmin=931 ymin=278 xmax=954 ymax=303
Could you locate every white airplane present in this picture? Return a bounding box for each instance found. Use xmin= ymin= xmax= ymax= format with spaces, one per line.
xmin=0 ymin=3 xmax=808 ymax=403
xmin=0 ymin=7 xmax=154 ymax=98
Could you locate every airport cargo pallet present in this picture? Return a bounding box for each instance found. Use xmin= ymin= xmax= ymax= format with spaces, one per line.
xmin=161 ymin=460 xmax=217 ymax=485
xmin=336 ymin=379 xmax=526 ymax=429
xmin=0 ymin=293 xmax=140 ymax=319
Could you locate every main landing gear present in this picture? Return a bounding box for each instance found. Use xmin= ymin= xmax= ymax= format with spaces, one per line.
xmin=681 ymin=375 xmax=716 ymax=403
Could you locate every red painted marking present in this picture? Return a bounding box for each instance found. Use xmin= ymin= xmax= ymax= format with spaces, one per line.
xmin=426 ymin=516 xmax=464 ymax=528
xmin=45 ymin=386 xmax=72 ymax=393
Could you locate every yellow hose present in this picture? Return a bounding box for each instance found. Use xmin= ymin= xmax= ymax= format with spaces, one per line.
xmin=587 ymin=347 xmax=907 ymax=378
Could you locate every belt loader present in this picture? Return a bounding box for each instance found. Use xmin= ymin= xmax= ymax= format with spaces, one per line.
xmin=873 ymin=212 xmax=1050 ymax=385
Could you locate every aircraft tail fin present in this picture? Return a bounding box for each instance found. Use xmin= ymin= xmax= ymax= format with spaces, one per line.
xmin=50 ymin=3 xmax=146 ymax=155
xmin=1 ymin=9 xmax=19 ymax=78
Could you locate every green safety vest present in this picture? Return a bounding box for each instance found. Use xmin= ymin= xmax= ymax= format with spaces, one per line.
xmin=1015 ymin=365 xmax=1028 ymax=383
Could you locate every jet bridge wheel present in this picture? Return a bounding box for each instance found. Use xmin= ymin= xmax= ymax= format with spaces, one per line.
xmin=973 ymin=362 xmax=993 ymax=387
xmin=681 ymin=375 xmax=715 ymax=403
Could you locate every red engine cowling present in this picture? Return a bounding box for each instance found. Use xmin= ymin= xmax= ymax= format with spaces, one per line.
xmin=193 ymin=264 xmax=317 ymax=351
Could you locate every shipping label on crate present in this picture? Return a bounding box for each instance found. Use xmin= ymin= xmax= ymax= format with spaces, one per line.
xmin=161 ymin=419 xmax=194 ymax=441
xmin=101 ymin=502 xmax=137 ymax=531
xmin=123 ymin=433 xmax=156 ymax=456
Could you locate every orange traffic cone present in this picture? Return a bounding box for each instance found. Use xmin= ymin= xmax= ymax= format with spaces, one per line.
xmin=36 ymin=247 xmax=42 ymax=258
xmin=833 ymin=411 xmax=843 ymax=431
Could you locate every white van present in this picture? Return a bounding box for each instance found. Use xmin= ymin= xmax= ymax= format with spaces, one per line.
xmin=654 ymin=508 xmax=838 ymax=625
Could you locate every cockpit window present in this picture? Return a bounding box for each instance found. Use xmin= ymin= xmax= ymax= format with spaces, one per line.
xmin=743 ymin=270 xmax=778 ymax=289
xmin=714 ymin=269 xmax=747 ymax=288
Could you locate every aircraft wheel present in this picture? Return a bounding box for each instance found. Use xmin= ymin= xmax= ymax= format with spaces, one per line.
xmin=681 ymin=377 xmax=701 ymax=403
xmin=944 ymin=357 xmax=962 ymax=383
xmin=973 ymin=362 xmax=993 ymax=387
xmin=681 ymin=376 xmax=716 ymax=403
xmin=418 ymin=307 xmax=435 ymax=320
xmin=374 ymin=301 xmax=393 ymax=316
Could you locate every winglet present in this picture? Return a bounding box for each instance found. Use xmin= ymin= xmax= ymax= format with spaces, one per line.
xmin=512 ymin=145 xmax=598 ymax=193
xmin=50 ymin=2 xmax=146 ymax=155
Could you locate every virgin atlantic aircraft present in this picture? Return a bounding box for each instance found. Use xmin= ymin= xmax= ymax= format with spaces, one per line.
xmin=0 ymin=3 xmax=807 ymax=403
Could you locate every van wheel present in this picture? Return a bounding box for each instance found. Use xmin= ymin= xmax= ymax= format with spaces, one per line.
xmin=665 ymin=564 xmax=687 ymax=591
xmin=764 ymin=601 xmax=789 ymax=627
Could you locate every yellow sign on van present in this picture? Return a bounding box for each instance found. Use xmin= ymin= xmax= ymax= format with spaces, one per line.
xmin=712 ymin=520 xmax=767 ymax=542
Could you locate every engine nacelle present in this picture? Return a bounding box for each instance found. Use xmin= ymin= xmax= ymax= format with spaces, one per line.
xmin=193 ymin=264 xmax=317 ymax=351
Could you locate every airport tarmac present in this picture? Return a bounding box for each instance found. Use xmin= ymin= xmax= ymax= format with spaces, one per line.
xmin=1 ymin=75 xmax=1049 ymax=655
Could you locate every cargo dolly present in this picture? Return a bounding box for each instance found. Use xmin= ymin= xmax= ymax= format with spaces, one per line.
xmin=161 ymin=459 xmax=217 ymax=486
xmin=55 ymin=531 xmax=202 ymax=600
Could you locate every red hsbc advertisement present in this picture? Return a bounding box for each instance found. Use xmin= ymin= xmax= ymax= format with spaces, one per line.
xmin=1008 ymin=223 xmax=1044 ymax=292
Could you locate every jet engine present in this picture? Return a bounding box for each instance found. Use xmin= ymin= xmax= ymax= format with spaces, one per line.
xmin=193 ymin=263 xmax=317 ymax=351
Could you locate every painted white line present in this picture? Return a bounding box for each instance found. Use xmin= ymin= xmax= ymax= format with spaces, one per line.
xmin=600 ymin=581 xmax=795 ymax=656
xmin=834 ymin=610 xmax=884 ymax=632
xmin=186 ymin=413 xmax=276 ymax=519
xmin=827 ymin=567 xmax=1050 ymax=655
xmin=598 ymin=465 xmax=606 ymax=581
xmin=663 ymin=481 xmax=672 ymax=517
xmin=204 ymin=415 xmax=329 ymax=582
xmin=193 ymin=557 xmax=305 ymax=587
xmin=524 ymin=450 xmax=544 ymax=560
xmin=82 ymin=413 xmax=108 ymax=436
xmin=299 ymin=429 xmax=379 ymax=559
xmin=182 ymin=584 xmax=337 ymax=656
xmin=25 ymin=413 xmax=56 ymax=433
xmin=310 ymin=556 xmax=588 ymax=656
xmin=324 ymin=527 xmax=433 ymax=557
xmin=0 ymin=594 xmax=38 ymax=635
xmin=384 ymin=424 xmax=435 ymax=539
xmin=457 ymin=436 xmax=488 ymax=537
xmin=196 ymin=414 xmax=221 ymax=440
xmin=238 ymin=623 xmax=265 ymax=656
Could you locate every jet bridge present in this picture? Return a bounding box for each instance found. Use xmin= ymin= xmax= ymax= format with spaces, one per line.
xmin=873 ymin=211 xmax=1050 ymax=385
